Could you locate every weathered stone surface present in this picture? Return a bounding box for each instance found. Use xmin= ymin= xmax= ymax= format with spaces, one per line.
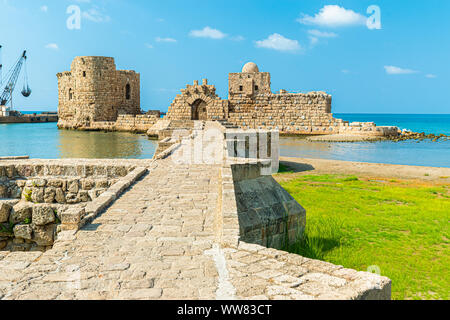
xmin=10 ymin=202 xmax=33 ymax=224
xmin=68 ymin=180 xmax=79 ymax=194
xmin=10 ymin=186 xmax=22 ymax=199
xmin=44 ymin=188 xmax=56 ymax=203
xmin=31 ymin=188 xmax=44 ymax=203
xmin=32 ymin=224 xmax=55 ymax=246
xmin=32 ymin=206 xmax=56 ymax=226
xmin=13 ymin=225 xmax=33 ymax=240
xmin=55 ymin=188 xmax=65 ymax=204
xmin=0 ymin=203 xmax=12 ymax=223
xmin=60 ymin=208 xmax=83 ymax=224
xmin=0 ymin=185 xmax=8 ymax=198
xmin=32 ymin=179 xmax=47 ymax=188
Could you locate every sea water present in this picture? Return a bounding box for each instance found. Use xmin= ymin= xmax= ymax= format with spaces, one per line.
xmin=0 ymin=114 xmax=449 ymax=168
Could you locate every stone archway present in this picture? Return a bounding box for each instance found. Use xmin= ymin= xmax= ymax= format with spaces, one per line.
xmin=191 ymin=99 xmax=208 ymax=120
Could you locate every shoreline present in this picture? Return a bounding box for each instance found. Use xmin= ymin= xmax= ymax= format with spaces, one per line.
xmin=279 ymin=156 xmax=450 ymax=183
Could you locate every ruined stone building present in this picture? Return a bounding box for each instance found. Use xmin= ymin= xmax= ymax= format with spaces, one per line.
xmin=57 ymin=58 xmax=396 ymax=137
xmin=165 ymin=62 xmax=396 ymax=136
xmin=57 ymin=56 xmax=140 ymax=129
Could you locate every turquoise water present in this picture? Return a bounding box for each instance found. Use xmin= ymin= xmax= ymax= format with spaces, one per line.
xmin=277 ymin=113 xmax=449 ymax=168
xmin=0 ymin=122 xmax=157 ymax=159
xmin=0 ymin=115 xmax=449 ymax=167
xmin=280 ymin=138 xmax=450 ymax=168
xmin=335 ymin=113 xmax=450 ymax=136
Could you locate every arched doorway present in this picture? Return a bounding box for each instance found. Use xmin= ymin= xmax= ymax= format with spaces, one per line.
xmin=191 ymin=99 xmax=208 ymax=120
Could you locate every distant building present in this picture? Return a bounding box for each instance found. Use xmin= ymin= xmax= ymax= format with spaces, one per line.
xmin=0 ymin=106 xmax=10 ymax=117
xmin=57 ymin=56 xmax=140 ymax=129
xmin=57 ymin=58 xmax=397 ymax=137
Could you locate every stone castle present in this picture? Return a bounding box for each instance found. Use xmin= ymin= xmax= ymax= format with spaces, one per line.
xmin=57 ymin=57 xmax=397 ymax=138
xmin=57 ymin=57 xmax=141 ymax=129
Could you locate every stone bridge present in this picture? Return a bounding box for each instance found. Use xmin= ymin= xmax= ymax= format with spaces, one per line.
xmin=0 ymin=126 xmax=391 ymax=300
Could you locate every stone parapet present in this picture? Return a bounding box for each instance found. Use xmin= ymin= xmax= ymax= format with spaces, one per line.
xmin=0 ymin=160 xmax=147 ymax=251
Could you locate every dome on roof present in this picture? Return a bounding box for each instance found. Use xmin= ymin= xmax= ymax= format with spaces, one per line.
xmin=242 ymin=62 xmax=259 ymax=73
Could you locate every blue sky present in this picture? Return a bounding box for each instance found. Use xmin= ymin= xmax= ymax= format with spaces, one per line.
xmin=0 ymin=0 xmax=449 ymax=114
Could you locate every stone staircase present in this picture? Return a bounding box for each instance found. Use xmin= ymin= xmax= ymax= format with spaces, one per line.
xmin=216 ymin=120 xmax=239 ymax=129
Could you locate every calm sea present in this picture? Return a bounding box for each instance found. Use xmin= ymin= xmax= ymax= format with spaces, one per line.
xmin=0 ymin=114 xmax=449 ymax=168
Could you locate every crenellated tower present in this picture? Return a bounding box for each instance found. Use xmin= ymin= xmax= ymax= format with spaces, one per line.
xmin=57 ymin=56 xmax=140 ymax=128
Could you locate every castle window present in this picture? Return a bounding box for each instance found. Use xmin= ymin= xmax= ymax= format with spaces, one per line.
xmin=126 ymin=84 xmax=131 ymax=100
xmin=69 ymin=88 xmax=73 ymax=100
xmin=83 ymin=71 xmax=86 ymax=77
xmin=239 ymin=86 xmax=243 ymax=92
xmin=255 ymin=85 xmax=259 ymax=91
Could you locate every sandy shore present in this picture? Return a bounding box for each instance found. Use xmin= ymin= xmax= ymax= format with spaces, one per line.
xmin=280 ymin=156 xmax=450 ymax=183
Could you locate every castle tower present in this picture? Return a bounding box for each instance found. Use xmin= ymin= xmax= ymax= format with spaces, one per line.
xmin=228 ymin=62 xmax=271 ymax=99
xmin=57 ymin=56 xmax=140 ymax=128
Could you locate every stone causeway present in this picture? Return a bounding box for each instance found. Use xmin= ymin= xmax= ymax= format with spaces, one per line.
xmin=0 ymin=121 xmax=391 ymax=300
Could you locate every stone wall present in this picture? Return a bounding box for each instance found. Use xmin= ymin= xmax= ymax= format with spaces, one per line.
xmin=223 ymin=162 xmax=306 ymax=249
xmin=57 ymin=56 xmax=140 ymax=129
xmin=165 ymin=79 xmax=229 ymax=121
xmin=164 ymin=63 xmax=399 ymax=137
xmin=0 ymin=160 xmax=144 ymax=251
xmin=114 ymin=114 xmax=160 ymax=133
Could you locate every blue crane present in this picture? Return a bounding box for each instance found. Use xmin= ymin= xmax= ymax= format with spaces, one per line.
xmin=0 ymin=46 xmax=31 ymax=107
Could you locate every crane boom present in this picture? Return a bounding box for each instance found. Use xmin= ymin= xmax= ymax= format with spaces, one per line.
xmin=0 ymin=50 xmax=27 ymax=106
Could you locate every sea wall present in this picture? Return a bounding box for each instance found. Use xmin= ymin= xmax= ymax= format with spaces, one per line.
xmin=0 ymin=115 xmax=58 ymax=124
xmin=58 ymin=114 xmax=160 ymax=132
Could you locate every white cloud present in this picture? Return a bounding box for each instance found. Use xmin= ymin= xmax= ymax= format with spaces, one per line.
xmin=255 ymin=33 xmax=301 ymax=52
xmin=231 ymin=35 xmax=245 ymax=41
xmin=45 ymin=43 xmax=58 ymax=50
xmin=82 ymin=7 xmax=110 ymax=23
xmin=309 ymin=37 xmax=319 ymax=46
xmin=342 ymin=69 xmax=350 ymax=74
xmin=384 ymin=66 xmax=418 ymax=75
xmin=298 ymin=5 xmax=367 ymax=27
xmin=145 ymin=43 xmax=153 ymax=49
xmin=189 ymin=26 xmax=227 ymax=39
xmin=308 ymin=29 xmax=337 ymax=46
xmin=40 ymin=5 xmax=48 ymax=12
xmin=308 ymin=29 xmax=338 ymax=38
xmin=155 ymin=37 xmax=177 ymax=43
xmin=425 ymin=74 xmax=437 ymax=78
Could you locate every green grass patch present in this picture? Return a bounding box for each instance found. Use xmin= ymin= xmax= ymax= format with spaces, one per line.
xmin=279 ymin=174 xmax=450 ymax=300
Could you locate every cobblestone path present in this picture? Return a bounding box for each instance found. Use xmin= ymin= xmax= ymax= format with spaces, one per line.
xmin=0 ymin=160 xmax=391 ymax=300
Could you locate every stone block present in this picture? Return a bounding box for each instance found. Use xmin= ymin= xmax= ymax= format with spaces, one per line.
xmin=0 ymin=202 xmax=12 ymax=223
xmin=61 ymin=207 xmax=83 ymax=225
xmin=32 ymin=224 xmax=56 ymax=246
xmin=55 ymin=188 xmax=66 ymax=204
xmin=14 ymin=224 xmax=33 ymax=240
xmin=31 ymin=187 xmax=44 ymax=203
xmin=32 ymin=205 xmax=56 ymax=226
xmin=10 ymin=201 xmax=33 ymax=224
